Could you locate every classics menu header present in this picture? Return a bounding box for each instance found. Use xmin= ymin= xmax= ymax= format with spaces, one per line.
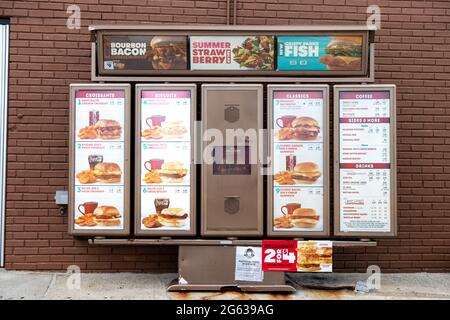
xmin=96 ymin=31 xmax=368 ymax=76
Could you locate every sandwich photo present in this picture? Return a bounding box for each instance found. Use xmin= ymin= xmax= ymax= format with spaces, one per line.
xmin=291 ymin=117 xmax=320 ymax=141
xmin=93 ymin=162 xmax=122 ymax=183
xmin=160 ymin=120 xmax=188 ymax=139
xmin=144 ymin=162 xmax=187 ymax=184
xmin=297 ymin=242 xmax=322 ymax=272
xmin=290 ymin=208 xmax=320 ymax=229
xmin=275 ymin=116 xmax=320 ymax=141
xmin=92 ymin=206 xmax=121 ymax=227
xmin=74 ymin=205 xmax=121 ymax=227
xmin=291 ymin=162 xmax=321 ymax=184
xmin=156 ymin=208 xmax=188 ymax=228
xmin=149 ymin=36 xmax=187 ymax=70
xmin=94 ymin=119 xmax=122 ymax=140
xmin=274 ymin=162 xmax=321 ymax=186
xmin=317 ymin=246 xmax=333 ymax=264
xmin=319 ymin=36 xmax=363 ymax=71
xmin=296 ymin=253 xmax=322 ymax=272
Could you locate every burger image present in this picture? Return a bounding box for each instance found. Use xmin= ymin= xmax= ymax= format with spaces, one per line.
xmin=319 ymin=36 xmax=362 ymax=71
xmin=160 ymin=120 xmax=188 ymax=139
xmin=291 ymin=162 xmax=321 ymax=184
xmin=94 ymin=119 xmax=122 ymax=140
xmin=93 ymin=162 xmax=122 ymax=183
xmin=296 ymin=253 xmax=322 ymax=272
xmin=291 ymin=117 xmax=320 ymax=140
xmin=156 ymin=162 xmax=187 ymax=183
xmin=150 ymin=36 xmax=187 ymax=70
xmin=290 ymin=208 xmax=320 ymax=228
xmin=317 ymin=247 xmax=333 ymax=264
xmin=297 ymin=242 xmax=322 ymax=272
xmin=157 ymin=207 xmax=188 ymax=227
xmin=93 ymin=206 xmax=121 ymax=227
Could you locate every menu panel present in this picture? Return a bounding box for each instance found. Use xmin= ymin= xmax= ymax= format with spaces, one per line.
xmin=336 ymin=86 xmax=396 ymax=236
xmin=99 ymin=33 xmax=188 ymax=74
xmin=137 ymin=87 xmax=195 ymax=235
xmin=69 ymin=85 xmax=130 ymax=235
xmin=190 ymin=36 xmax=275 ymax=71
xmin=277 ymin=35 xmax=365 ymax=72
xmin=269 ymin=87 xmax=329 ymax=236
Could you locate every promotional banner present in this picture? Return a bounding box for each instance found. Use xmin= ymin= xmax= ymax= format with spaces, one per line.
xmin=271 ymin=90 xmax=326 ymax=234
xmin=338 ymin=90 xmax=392 ymax=233
xmin=190 ymin=36 xmax=274 ymax=70
xmin=277 ymin=35 xmax=364 ymax=71
xmin=72 ymin=89 xmax=126 ymax=231
xmin=262 ymin=240 xmax=332 ymax=272
xmin=138 ymin=90 xmax=193 ymax=233
xmin=101 ymin=34 xmax=188 ymax=72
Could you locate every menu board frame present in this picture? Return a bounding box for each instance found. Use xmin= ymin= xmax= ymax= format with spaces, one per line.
xmin=267 ymin=85 xmax=330 ymax=238
xmin=334 ymin=85 xmax=397 ymax=237
xmin=68 ymin=84 xmax=131 ymax=236
xmin=93 ymin=27 xmax=371 ymax=80
xmin=135 ymin=84 xmax=196 ymax=236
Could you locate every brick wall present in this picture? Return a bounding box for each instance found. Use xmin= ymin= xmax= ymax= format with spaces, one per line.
xmin=0 ymin=0 xmax=449 ymax=272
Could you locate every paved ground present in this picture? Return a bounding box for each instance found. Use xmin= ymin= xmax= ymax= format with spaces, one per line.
xmin=0 ymin=269 xmax=449 ymax=300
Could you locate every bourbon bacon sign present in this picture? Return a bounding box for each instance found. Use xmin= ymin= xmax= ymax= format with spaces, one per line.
xmin=98 ymin=33 xmax=188 ymax=74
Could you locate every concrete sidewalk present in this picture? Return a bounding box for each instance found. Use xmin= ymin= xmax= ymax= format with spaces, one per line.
xmin=0 ymin=269 xmax=449 ymax=300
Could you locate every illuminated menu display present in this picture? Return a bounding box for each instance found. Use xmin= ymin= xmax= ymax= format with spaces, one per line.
xmin=270 ymin=88 xmax=328 ymax=236
xmin=138 ymin=89 xmax=193 ymax=234
xmin=338 ymin=89 xmax=393 ymax=234
xmin=70 ymin=86 xmax=129 ymax=235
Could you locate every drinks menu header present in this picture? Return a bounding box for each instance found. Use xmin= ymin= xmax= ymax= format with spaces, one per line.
xmin=337 ymin=89 xmax=394 ymax=234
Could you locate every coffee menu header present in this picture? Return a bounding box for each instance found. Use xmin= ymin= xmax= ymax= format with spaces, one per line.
xmin=96 ymin=31 xmax=368 ymax=76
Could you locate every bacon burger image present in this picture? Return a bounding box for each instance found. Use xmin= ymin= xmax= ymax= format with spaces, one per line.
xmin=93 ymin=206 xmax=121 ymax=227
xmin=94 ymin=119 xmax=122 ymax=140
xmin=291 ymin=117 xmax=320 ymax=141
xmin=296 ymin=253 xmax=321 ymax=272
xmin=93 ymin=162 xmax=122 ymax=183
xmin=291 ymin=162 xmax=321 ymax=184
xmin=290 ymin=208 xmax=320 ymax=228
xmin=156 ymin=162 xmax=188 ymax=183
xmin=149 ymin=36 xmax=187 ymax=70
xmin=157 ymin=208 xmax=188 ymax=227
xmin=317 ymin=246 xmax=333 ymax=264
xmin=319 ymin=36 xmax=362 ymax=71
xmin=297 ymin=242 xmax=322 ymax=272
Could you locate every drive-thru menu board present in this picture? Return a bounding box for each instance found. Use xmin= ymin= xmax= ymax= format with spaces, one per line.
xmin=268 ymin=85 xmax=329 ymax=237
xmin=135 ymin=85 xmax=196 ymax=236
xmin=334 ymin=85 xmax=396 ymax=237
xmin=69 ymin=84 xmax=130 ymax=236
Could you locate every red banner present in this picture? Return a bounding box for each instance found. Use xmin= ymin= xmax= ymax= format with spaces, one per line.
xmin=262 ymin=240 xmax=297 ymax=272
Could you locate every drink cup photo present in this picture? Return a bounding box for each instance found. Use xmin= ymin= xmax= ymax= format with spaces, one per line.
xmin=276 ymin=115 xmax=296 ymax=128
xmin=154 ymin=198 xmax=170 ymax=213
xmin=281 ymin=203 xmax=301 ymax=215
xmin=146 ymin=115 xmax=166 ymax=128
xmin=144 ymin=159 xmax=165 ymax=172
xmin=78 ymin=202 xmax=98 ymax=215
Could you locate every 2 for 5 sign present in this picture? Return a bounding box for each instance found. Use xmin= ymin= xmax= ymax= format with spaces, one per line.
xmin=262 ymin=240 xmax=297 ymax=272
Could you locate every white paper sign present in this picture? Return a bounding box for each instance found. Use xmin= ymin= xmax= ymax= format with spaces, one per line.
xmin=235 ymin=247 xmax=263 ymax=282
